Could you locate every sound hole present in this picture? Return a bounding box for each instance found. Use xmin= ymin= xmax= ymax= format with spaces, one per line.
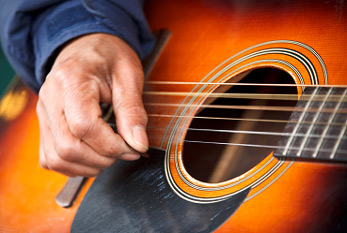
xmin=182 ymin=68 xmax=298 ymax=183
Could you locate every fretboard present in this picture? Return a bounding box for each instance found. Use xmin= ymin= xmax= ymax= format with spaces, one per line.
xmin=274 ymin=86 xmax=347 ymax=163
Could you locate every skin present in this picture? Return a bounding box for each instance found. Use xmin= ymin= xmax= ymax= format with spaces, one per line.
xmin=36 ymin=33 xmax=149 ymax=177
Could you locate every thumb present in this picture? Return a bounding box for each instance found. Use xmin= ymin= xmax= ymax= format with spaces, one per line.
xmin=112 ymin=76 xmax=148 ymax=154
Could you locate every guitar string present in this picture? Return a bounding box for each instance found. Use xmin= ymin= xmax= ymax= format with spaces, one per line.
xmin=144 ymin=102 xmax=347 ymax=114
xmin=143 ymin=91 xmax=346 ymax=102
xmin=314 ymin=89 xmax=347 ymax=157
xmin=330 ymin=118 xmax=347 ymax=159
xmin=142 ymin=88 xmax=346 ymax=154
xmin=145 ymin=112 xmax=346 ymax=145
xmin=145 ymin=125 xmax=347 ymax=141
xmin=146 ymin=113 xmax=346 ymax=127
xmin=107 ymin=118 xmax=346 ymax=143
xmin=181 ymin=139 xmax=347 ymax=154
xmin=107 ymin=84 xmax=347 ymax=154
xmin=144 ymin=81 xmax=347 ymax=88
xmin=146 ymin=137 xmax=347 ymax=155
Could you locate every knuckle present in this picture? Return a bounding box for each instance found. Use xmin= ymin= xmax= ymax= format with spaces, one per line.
xmin=104 ymin=136 xmax=130 ymax=157
xmin=128 ymin=105 xmax=147 ymax=118
xmin=142 ymin=111 xmax=148 ymax=124
xmin=69 ymin=117 xmax=96 ymax=139
xmin=55 ymin=143 xmax=76 ymax=162
xmin=97 ymin=143 xmax=117 ymax=157
xmin=104 ymin=145 xmax=122 ymax=157
xmin=46 ymin=156 xmax=64 ymax=171
xmin=52 ymin=65 xmax=74 ymax=81
xmin=50 ymin=65 xmax=85 ymax=90
xmin=120 ymin=104 xmax=148 ymax=122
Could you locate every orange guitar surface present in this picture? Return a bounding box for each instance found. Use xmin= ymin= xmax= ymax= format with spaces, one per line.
xmin=0 ymin=0 xmax=346 ymax=232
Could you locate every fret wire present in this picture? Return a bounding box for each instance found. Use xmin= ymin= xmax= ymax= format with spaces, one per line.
xmin=145 ymin=102 xmax=347 ymax=114
xmin=297 ymin=88 xmax=333 ymax=156
xmin=145 ymin=81 xmax=347 ymax=88
xmin=313 ymin=89 xmax=347 ymax=158
xmin=282 ymin=88 xmax=319 ymax=156
xmin=147 ymin=113 xmax=346 ymax=127
xmin=330 ymin=117 xmax=347 ymax=159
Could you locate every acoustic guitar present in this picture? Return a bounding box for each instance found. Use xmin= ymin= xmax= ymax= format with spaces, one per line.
xmin=0 ymin=0 xmax=346 ymax=232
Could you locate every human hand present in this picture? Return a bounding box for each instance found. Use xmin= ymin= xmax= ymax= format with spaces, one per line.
xmin=37 ymin=33 xmax=148 ymax=177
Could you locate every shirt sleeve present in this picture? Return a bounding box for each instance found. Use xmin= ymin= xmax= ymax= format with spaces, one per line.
xmin=0 ymin=0 xmax=155 ymax=93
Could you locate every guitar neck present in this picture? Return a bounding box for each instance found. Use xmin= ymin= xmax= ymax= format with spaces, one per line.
xmin=274 ymin=86 xmax=347 ymax=163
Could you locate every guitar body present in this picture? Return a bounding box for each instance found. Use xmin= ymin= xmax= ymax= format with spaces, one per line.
xmin=0 ymin=0 xmax=346 ymax=232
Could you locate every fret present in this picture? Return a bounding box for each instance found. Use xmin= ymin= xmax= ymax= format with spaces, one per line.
xmin=330 ymin=118 xmax=347 ymax=159
xmin=296 ymin=87 xmax=333 ymax=157
xmin=274 ymin=87 xmax=347 ymax=163
xmin=281 ymin=87 xmax=319 ymax=156
xmin=314 ymin=89 xmax=347 ymax=157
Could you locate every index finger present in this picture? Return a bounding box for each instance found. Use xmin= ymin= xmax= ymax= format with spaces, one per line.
xmin=63 ymin=80 xmax=136 ymax=158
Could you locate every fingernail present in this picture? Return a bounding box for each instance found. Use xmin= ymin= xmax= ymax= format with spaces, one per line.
xmin=132 ymin=125 xmax=149 ymax=152
xmin=119 ymin=153 xmax=141 ymax=161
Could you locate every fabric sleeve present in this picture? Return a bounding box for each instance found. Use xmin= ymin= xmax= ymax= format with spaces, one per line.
xmin=0 ymin=0 xmax=155 ymax=93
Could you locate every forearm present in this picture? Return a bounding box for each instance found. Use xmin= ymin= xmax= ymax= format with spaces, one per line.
xmin=0 ymin=0 xmax=155 ymax=93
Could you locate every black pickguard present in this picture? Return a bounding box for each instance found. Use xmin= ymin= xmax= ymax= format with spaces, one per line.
xmin=71 ymin=148 xmax=249 ymax=233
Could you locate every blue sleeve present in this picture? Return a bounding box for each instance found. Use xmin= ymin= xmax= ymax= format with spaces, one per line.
xmin=0 ymin=0 xmax=155 ymax=93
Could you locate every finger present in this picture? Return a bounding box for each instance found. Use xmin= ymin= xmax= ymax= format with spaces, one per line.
xmin=39 ymin=93 xmax=126 ymax=168
xmin=51 ymin=110 xmax=119 ymax=168
xmin=38 ymin=97 xmax=120 ymax=178
xmin=111 ymin=63 xmax=149 ymax=153
xmin=37 ymin=101 xmax=103 ymax=177
xmin=60 ymin=78 xmax=139 ymax=160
